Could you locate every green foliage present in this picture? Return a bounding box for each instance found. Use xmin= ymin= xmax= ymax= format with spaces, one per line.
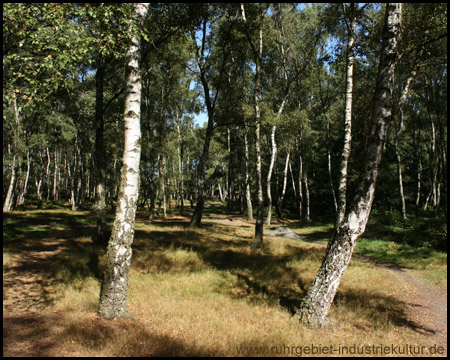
xmin=370 ymin=210 xmax=447 ymax=252
xmin=2 ymin=4 xmax=447 ymax=241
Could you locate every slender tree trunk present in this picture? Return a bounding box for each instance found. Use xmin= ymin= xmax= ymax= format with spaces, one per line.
xmin=4 ymin=92 xmax=21 ymax=212
xmin=244 ymin=122 xmax=253 ymax=221
xmin=175 ymin=109 xmax=184 ymax=215
xmin=227 ymin=127 xmax=233 ymax=210
xmin=297 ymin=138 xmax=303 ymax=220
xmin=218 ymin=183 xmax=224 ymax=202
xmin=303 ymin=166 xmax=310 ymax=222
xmin=253 ymin=88 xmax=264 ymax=248
xmin=67 ymin=157 xmax=77 ymax=211
xmin=98 ymin=3 xmax=149 ymax=320
xmin=266 ymin=14 xmax=290 ymax=225
xmin=3 ymin=151 xmax=16 ymax=212
xmin=266 ymin=125 xmax=277 ymax=225
xmin=94 ymin=57 xmax=108 ymax=244
xmin=162 ymin=154 xmax=167 ymax=218
xmin=36 ymin=175 xmax=42 ymax=201
xmin=327 ymin=126 xmax=338 ymax=213
xmin=53 ymin=148 xmax=58 ymax=201
xmin=296 ymin=3 xmax=402 ymax=328
xmin=318 ymin=58 xmax=338 ymax=214
xmin=289 ymin=157 xmax=297 ymax=199
xmin=189 ymin=20 xmax=216 ymax=228
xmin=266 ymin=99 xmax=288 ymax=225
xmin=424 ymin=113 xmax=438 ymax=212
xmin=414 ymin=127 xmax=423 ymax=210
xmin=46 ymin=147 xmax=51 ymax=201
xmin=17 ymin=150 xmax=30 ymax=206
xmin=335 ymin=3 xmax=357 ymax=227
xmin=188 ymin=15 xmax=235 ymax=226
xmin=278 ymin=149 xmax=290 ymax=217
xmin=394 ymin=67 xmax=417 ymax=219
xmin=395 ymin=122 xmax=407 ymax=219
xmin=241 ymin=3 xmax=268 ymax=248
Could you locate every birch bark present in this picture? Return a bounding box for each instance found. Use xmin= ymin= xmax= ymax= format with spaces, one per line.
xmin=296 ymin=3 xmax=402 ymax=328
xmin=98 ymin=3 xmax=149 ymax=320
xmin=3 ymin=91 xmax=21 ymax=212
xmin=244 ymin=122 xmax=253 ymax=221
xmin=336 ymin=3 xmax=357 ymax=227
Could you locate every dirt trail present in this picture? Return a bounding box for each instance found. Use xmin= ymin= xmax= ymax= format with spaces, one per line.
xmin=354 ymin=254 xmax=447 ymax=356
xmin=3 ymin=237 xmax=68 ymax=356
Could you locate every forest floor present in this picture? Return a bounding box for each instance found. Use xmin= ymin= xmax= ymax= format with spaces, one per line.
xmin=204 ymin=212 xmax=448 ymax=354
xmin=352 ymin=253 xmax=447 ymax=355
xmin=3 ymin=208 xmax=447 ymax=357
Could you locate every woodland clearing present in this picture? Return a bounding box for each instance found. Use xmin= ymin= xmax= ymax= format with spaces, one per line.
xmin=3 ymin=207 xmax=447 ymax=357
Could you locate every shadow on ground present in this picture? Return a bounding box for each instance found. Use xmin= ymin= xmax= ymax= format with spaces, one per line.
xmin=3 ymin=208 xmax=436 ymax=355
xmin=3 ymin=312 xmax=216 ymax=357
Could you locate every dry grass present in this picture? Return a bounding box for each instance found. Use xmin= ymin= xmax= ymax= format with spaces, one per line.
xmin=3 ymin=209 xmax=446 ymax=357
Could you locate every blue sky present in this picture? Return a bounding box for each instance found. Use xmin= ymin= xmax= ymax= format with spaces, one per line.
xmin=193 ymin=112 xmax=208 ymax=127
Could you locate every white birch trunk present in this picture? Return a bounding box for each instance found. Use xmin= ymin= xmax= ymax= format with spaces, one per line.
xmin=3 ymin=91 xmax=21 ymax=212
xmin=335 ymin=3 xmax=357 ymax=227
xmin=53 ymin=148 xmax=58 ymax=201
xmin=279 ymin=149 xmax=290 ymax=212
xmin=303 ymin=166 xmax=310 ymax=222
xmin=3 ymin=152 xmax=16 ymax=212
xmin=17 ymin=151 xmax=30 ymax=206
xmin=297 ymin=3 xmax=402 ymax=328
xmin=288 ymin=157 xmax=297 ymax=199
xmin=175 ymin=109 xmax=184 ymax=214
xmin=244 ymin=122 xmax=253 ymax=220
xmin=394 ymin=69 xmax=416 ymax=219
xmin=266 ymin=125 xmax=277 ymax=225
xmin=298 ymin=146 xmax=303 ymax=220
xmin=98 ymin=3 xmax=149 ymax=320
xmin=46 ymin=147 xmax=51 ymax=201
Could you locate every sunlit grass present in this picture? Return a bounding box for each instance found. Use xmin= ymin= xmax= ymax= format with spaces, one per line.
xmin=355 ymin=238 xmax=447 ymax=290
xmin=3 ymin=209 xmax=446 ymax=356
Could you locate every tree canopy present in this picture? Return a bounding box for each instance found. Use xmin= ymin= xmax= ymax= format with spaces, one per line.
xmin=3 ymin=3 xmax=447 ymax=247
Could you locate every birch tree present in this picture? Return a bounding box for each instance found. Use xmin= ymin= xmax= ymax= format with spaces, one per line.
xmin=296 ymin=3 xmax=402 ymax=328
xmin=98 ymin=3 xmax=149 ymax=320
xmin=335 ymin=3 xmax=357 ymax=227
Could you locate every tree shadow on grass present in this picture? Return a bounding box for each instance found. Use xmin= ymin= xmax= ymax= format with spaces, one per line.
xmin=3 ymin=313 xmax=57 ymax=357
xmin=3 ymin=211 xmax=103 ymax=310
xmin=333 ymin=287 xmax=439 ymax=335
xmin=3 ymin=312 xmax=217 ymax=357
xmin=64 ymin=316 xmax=216 ymax=357
xmin=301 ymin=230 xmax=333 ymax=243
xmin=133 ymin=222 xmax=441 ymax=335
xmin=4 ymin=209 xmax=434 ymax=339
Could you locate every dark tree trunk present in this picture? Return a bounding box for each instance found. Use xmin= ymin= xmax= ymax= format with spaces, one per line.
xmin=241 ymin=4 xmax=268 ymax=248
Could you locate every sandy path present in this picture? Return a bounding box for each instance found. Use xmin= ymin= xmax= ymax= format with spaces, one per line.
xmin=354 ymin=254 xmax=447 ymax=356
xmin=3 ymin=237 xmax=68 ymax=356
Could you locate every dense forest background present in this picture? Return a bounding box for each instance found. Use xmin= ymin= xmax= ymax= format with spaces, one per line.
xmin=3 ymin=3 xmax=447 ymax=252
